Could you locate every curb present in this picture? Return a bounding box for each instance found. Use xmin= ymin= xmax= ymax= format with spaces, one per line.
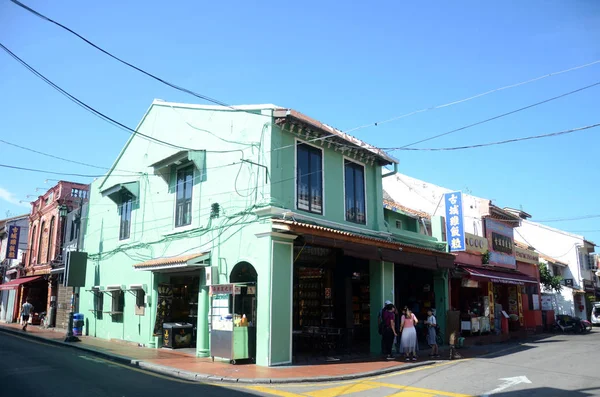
xmin=0 ymin=326 xmax=446 ymax=384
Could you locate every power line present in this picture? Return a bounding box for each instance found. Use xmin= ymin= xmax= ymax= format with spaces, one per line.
xmin=535 ymin=214 xmax=600 ymax=223
xmin=0 ymin=138 xmax=138 ymax=173
xmin=0 ymin=41 xmax=250 ymax=154
xmin=0 ymin=163 xmax=138 ymax=178
xmin=392 ymin=123 xmax=600 ymax=151
xmin=343 ymin=59 xmax=600 ymax=135
xmin=9 ymin=0 xmax=240 ymax=111
xmin=383 ymin=81 xmax=600 ymax=150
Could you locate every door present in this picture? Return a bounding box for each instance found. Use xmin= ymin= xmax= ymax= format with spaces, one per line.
xmin=6 ymin=290 xmax=16 ymax=323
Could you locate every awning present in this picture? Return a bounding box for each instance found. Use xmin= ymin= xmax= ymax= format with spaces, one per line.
xmin=150 ymin=150 xmax=206 ymax=182
xmin=272 ymin=219 xmax=455 ymax=269
xmin=459 ymin=266 xmax=538 ymax=285
xmin=133 ymin=252 xmax=210 ymax=272
xmin=101 ymin=181 xmax=140 ymax=203
xmin=0 ymin=276 xmax=43 ymax=291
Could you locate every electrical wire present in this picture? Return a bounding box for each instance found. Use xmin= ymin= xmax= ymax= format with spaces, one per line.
xmin=0 ymin=42 xmax=245 ymax=154
xmin=0 ymin=138 xmax=138 ymax=173
xmin=393 ymin=123 xmax=600 ymax=151
xmin=383 ymin=81 xmax=600 ymax=150
xmin=343 ymin=59 xmax=600 ymax=135
xmin=0 ymin=163 xmax=136 ymax=178
xmin=8 ymin=0 xmax=244 ymax=111
xmin=535 ymin=214 xmax=600 ymax=223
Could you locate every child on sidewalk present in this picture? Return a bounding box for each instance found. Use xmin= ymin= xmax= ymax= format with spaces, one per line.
xmin=425 ymin=308 xmax=440 ymax=358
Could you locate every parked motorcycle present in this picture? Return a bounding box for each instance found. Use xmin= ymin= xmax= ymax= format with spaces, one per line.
xmin=554 ymin=315 xmax=592 ymax=334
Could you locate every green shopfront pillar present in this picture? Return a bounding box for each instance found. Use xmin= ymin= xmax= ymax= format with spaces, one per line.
xmin=196 ymin=268 xmax=209 ymax=357
xmin=369 ymin=260 xmax=394 ymax=354
xmin=433 ymin=269 xmax=449 ymax=342
xmin=264 ymin=237 xmax=295 ymax=366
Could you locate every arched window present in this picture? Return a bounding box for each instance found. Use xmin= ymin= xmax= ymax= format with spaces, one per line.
xmin=37 ymin=221 xmax=45 ymax=264
xmin=30 ymin=225 xmax=37 ymax=265
xmin=47 ymin=217 xmax=55 ymax=262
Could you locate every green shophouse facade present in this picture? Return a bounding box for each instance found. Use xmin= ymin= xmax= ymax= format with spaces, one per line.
xmin=80 ymin=101 xmax=453 ymax=367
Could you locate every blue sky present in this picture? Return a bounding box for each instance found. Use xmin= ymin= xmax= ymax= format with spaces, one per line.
xmin=0 ymin=1 xmax=599 ymax=241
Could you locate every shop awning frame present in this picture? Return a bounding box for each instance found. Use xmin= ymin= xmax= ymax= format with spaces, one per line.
xmin=459 ymin=265 xmax=538 ymax=285
xmin=133 ymin=252 xmax=211 ymax=272
xmin=0 ymin=276 xmax=44 ymax=291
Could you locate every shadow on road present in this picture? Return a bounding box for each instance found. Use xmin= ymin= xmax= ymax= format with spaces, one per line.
xmin=493 ymin=386 xmax=600 ymax=396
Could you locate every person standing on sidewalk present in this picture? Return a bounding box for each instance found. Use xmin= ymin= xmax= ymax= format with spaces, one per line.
xmin=399 ymin=306 xmax=419 ymax=361
xmin=381 ymin=303 xmax=397 ymax=360
xmin=21 ymin=298 xmax=33 ymax=331
xmin=425 ymin=308 xmax=440 ymax=358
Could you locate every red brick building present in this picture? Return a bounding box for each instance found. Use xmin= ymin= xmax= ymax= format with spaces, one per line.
xmin=22 ymin=181 xmax=89 ymax=327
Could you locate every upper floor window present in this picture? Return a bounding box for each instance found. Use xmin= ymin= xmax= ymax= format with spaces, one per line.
xmin=71 ymin=188 xmax=88 ymax=199
xmin=552 ymin=265 xmax=561 ymax=277
xmin=344 ymin=160 xmax=366 ymax=224
xmin=45 ymin=192 xmax=54 ymax=206
xmin=37 ymin=221 xmax=45 ymax=264
xmin=46 ymin=217 xmax=55 ymax=261
xmin=175 ymin=165 xmax=194 ymax=228
xmin=296 ymin=143 xmax=323 ymax=214
xmin=119 ymin=193 xmax=133 ymax=240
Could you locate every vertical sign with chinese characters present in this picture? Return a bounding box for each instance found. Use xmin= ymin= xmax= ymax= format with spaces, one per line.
xmin=6 ymin=226 xmax=21 ymax=260
xmin=444 ymin=192 xmax=465 ymax=252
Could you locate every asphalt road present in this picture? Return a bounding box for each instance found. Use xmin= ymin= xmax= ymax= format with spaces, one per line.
xmin=249 ymin=331 xmax=600 ymax=397
xmin=0 ymin=331 xmax=251 ymax=397
xmin=3 ymin=329 xmax=600 ymax=397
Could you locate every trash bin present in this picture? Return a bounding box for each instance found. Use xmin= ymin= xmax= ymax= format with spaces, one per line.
xmin=162 ymin=323 xmax=193 ymax=349
xmin=73 ymin=313 xmax=84 ymax=336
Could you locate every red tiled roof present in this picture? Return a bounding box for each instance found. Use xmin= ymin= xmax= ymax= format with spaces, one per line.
xmin=383 ymin=199 xmax=430 ymax=219
xmin=538 ymin=253 xmax=568 ymax=266
xmin=133 ymin=252 xmax=208 ymax=269
xmin=271 ymin=219 xmax=452 ymax=258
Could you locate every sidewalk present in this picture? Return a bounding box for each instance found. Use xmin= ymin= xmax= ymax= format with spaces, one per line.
xmin=0 ymin=323 xmax=520 ymax=384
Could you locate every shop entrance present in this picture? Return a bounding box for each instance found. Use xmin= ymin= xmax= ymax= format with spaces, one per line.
xmin=155 ymin=270 xmax=201 ymax=352
xmin=22 ymin=278 xmax=48 ymax=325
xmin=292 ymin=244 xmax=371 ymax=362
xmin=394 ymin=265 xmax=435 ymax=319
xmin=229 ymin=261 xmax=257 ymax=360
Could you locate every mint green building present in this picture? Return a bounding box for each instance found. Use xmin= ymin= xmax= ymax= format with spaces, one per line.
xmin=80 ymin=101 xmax=453 ymax=367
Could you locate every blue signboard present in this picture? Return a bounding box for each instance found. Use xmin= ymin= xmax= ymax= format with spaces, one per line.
xmin=6 ymin=225 xmax=21 ymax=260
xmin=444 ymin=192 xmax=465 ymax=252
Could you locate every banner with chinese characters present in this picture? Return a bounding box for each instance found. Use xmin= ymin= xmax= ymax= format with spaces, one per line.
xmin=444 ymin=192 xmax=465 ymax=252
xmin=6 ymin=226 xmax=21 ymax=260
xmin=485 ymin=218 xmax=516 ymax=268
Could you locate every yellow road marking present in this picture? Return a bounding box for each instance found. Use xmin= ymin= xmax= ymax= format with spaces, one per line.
xmin=364 ymin=381 xmax=474 ymax=397
xmin=247 ymin=386 xmax=305 ymax=397
xmin=304 ymin=382 xmax=381 ymax=397
xmin=390 ymin=391 xmax=434 ymax=397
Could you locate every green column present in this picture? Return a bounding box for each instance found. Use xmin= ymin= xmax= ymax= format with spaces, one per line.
xmin=369 ymin=260 xmax=394 ymax=354
xmin=433 ymin=269 xmax=449 ymax=341
xmin=197 ymin=268 xmax=209 ymax=357
xmin=268 ymin=239 xmax=294 ymax=365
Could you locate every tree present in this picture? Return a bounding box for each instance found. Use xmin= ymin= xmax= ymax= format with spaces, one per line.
xmin=539 ymin=262 xmax=562 ymax=292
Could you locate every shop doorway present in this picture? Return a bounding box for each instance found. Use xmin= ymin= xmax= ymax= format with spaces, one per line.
xmin=229 ymin=261 xmax=257 ymax=360
xmin=22 ymin=279 xmax=49 ymax=325
xmin=155 ymin=270 xmax=201 ymax=353
xmin=394 ymin=265 xmax=435 ymax=347
xmin=292 ymin=245 xmax=371 ymax=362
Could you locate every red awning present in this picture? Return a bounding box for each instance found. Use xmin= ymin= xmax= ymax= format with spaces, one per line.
xmin=459 ymin=266 xmax=538 ymax=285
xmin=0 ymin=276 xmax=43 ymax=291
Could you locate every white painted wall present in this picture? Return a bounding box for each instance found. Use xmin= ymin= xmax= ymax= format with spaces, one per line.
xmin=515 ymin=221 xmax=594 ymax=319
xmin=382 ymin=173 xmax=490 ymax=237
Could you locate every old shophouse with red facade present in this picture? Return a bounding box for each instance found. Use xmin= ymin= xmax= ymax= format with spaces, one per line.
xmin=21 ymin=181 xmax=89 ymax=328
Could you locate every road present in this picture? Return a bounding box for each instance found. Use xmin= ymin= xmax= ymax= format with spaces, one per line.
xmin=2 ymin=330 xmax=600 ymax=397
xmin=247 ymin=331 xmax=600 ymax=397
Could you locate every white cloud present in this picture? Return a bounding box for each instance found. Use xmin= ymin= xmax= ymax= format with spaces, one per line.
xmin=0 ymin=187 xmax=29 ymax=208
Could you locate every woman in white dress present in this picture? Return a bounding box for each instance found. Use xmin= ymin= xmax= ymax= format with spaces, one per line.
xmin=399 ymin=306 xmax=419 ymax=361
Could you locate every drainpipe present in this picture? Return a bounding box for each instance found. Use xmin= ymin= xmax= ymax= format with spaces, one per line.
xmin=382 ymin=163 xmax=398 ymax=178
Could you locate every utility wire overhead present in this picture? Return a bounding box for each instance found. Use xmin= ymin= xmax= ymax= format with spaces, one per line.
xmin=392 ymin=123 xmax=600 ymax=151
xmin=535 ymin=214 xmax=600 ymax=223
xmin=382 ymin=81 xmax=600 ymax=150
xmin=13 ymin=0 xmax=600 ymax=144
xmin=0 ymin=163 xmax=133 ymax=178
xmin=343 ymin=58 xmax=600 ymax=135
xmin=0 ymin=138 xmax=138 ymax=173
xmin=0 ymin=42 xmax=245 ymax=154
xmin=9 ymin=0 xmax=237 ymax=110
